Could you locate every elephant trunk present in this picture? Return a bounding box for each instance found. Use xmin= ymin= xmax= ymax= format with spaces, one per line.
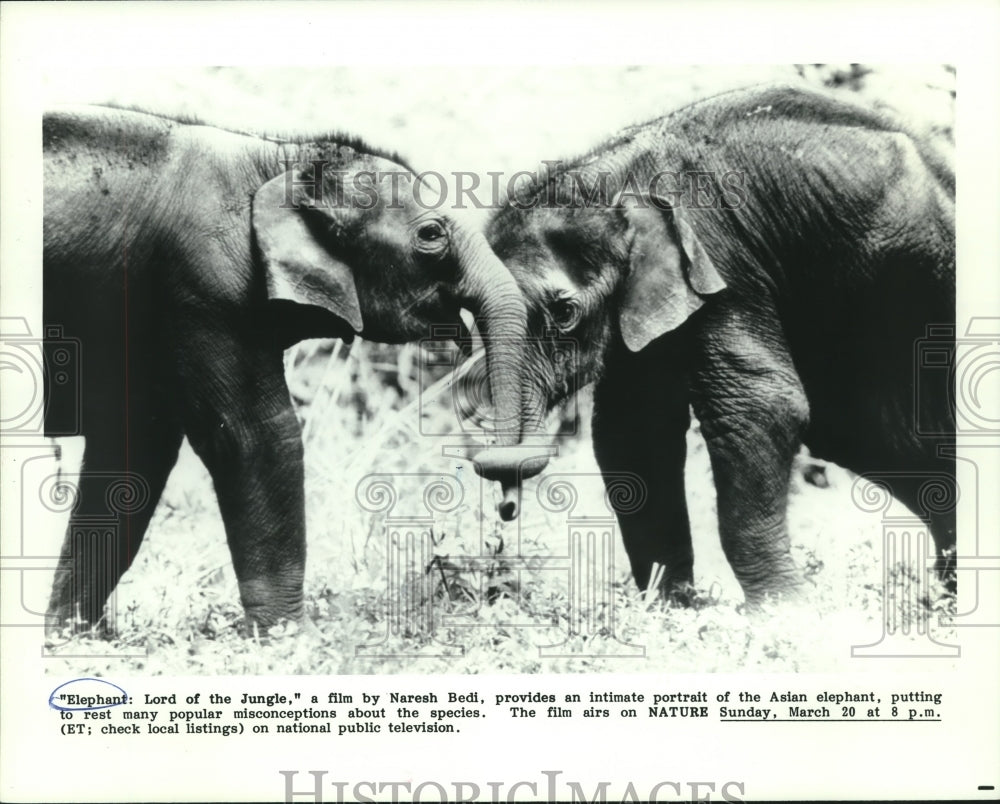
xmin=455 ymin=230 xmax=550 ymax=492
xmin=493 ymin=362 xmax=552 ymax=520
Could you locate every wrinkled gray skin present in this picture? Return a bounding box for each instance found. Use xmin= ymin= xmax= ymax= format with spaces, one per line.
xmin=43 ymin=106 xmax=544 ymax=634
xmin=486 ymin=85 xmax=956 ymax=606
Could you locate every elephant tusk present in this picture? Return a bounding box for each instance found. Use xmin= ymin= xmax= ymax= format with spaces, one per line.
xmin=456 ymin=308 xmax=478 ymax=357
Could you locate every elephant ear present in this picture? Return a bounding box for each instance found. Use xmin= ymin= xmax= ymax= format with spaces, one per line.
xmin=618 ymin=197 xmax=726 ymax=352
xmin=252 ymin=170 xmax=364 ymax=333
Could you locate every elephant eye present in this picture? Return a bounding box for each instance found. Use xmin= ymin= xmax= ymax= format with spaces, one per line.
xmin=551 ymin=297 xmax=580 ymax=331
xmin=414 ymin=220 xmax=449 ymax=261
xmin=417 ymin=221 xmax=446 ymax=242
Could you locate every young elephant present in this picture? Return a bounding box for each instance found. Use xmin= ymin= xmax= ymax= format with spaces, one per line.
xmin=43 ymin=106 xmax=546 ymax=634
xmin=486 ymin=85 xmax=955 ymax=606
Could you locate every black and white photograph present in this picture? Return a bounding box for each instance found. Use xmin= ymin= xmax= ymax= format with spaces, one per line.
xmin=1 ymin=2 xmax=998 ymax=802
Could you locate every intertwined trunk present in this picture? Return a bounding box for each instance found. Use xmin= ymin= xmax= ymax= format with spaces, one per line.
xmin=455 ymin=229 xmax=549 ymax=488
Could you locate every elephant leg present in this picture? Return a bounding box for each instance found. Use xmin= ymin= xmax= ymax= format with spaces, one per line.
xmin=177 ymin=326 xmax=307 ymax=629
xmin=46 ymin=407 xmax=183 ymax=633
xmin=592 ymin=340 xmax=694 ymax=598
xmin=880 ymin=467 xmax=957 ymax=587
xmin=691 ymin=308 xmax=809 ymax=606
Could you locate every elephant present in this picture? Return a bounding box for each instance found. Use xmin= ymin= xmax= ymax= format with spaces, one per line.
xmin=484 ymin=84 xmax=956 ymax=606
xmin=42 ymin=105 xmax=547 ymax=635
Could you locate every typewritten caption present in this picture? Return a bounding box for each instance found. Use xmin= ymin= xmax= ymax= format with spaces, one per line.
xmin=50 ymin=684 xmax=945 ymax=737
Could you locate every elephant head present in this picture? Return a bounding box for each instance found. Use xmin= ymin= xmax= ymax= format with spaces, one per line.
xmin=251 ymin=154 xmax=551 ymax=482
xmin=484 ymin=175 xmax=727 ymax=489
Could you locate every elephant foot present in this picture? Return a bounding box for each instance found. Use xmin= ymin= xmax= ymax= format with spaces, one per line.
xmin=647 ymin=578 xmax=700 ymax=608
xmin=238 ymin=616 xmax=323 ymax=644
xmin=44 ymin=606 xmax=114 ymax=646
xmin=237 ymin=577 xmax=306 ymax=637
xmin=45 ymin=574 xmax=115 ymax=641
xmin=740 ymin=577 xmax=809 ymax=616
